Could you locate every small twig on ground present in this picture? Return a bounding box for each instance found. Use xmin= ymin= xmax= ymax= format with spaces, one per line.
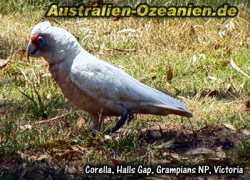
xmin=230 ymin=58 xmax=250 ymax=79
xmin=104 ymin=48 xmax=136 ymax=52
xmin=19 ymin=113 xmax=71 ymax=130
xmin=32 ymin=113 xmax=71 ymax=127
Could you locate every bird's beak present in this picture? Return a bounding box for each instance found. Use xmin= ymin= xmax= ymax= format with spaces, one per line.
xmin=26 ymin=42 xmax=38 ymax=62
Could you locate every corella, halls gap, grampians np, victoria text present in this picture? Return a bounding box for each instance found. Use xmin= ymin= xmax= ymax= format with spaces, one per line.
xmin=27 ymin=21 xmax=192 ymax=133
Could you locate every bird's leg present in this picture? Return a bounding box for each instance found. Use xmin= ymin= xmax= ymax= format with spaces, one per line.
xmin=89 ymin=113 xmax=105 ymax=135
xmin=111 ymin=110 xmax=134 ymax=133
xmin=89 ymin=114 xmax=101 ymax=134
xmin=126 ymin=114 xmax=134 ymax=124
xmin=98 ymin=109 xmax=104 ymax=131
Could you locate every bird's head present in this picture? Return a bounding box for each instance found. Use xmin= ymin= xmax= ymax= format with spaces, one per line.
xmin=27 ymin=21 xmax=81 ymax=64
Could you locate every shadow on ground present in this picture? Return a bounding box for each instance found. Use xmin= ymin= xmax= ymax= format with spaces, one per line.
xmin=0 ymin=126 xmax=250 ymax=179
xmin=140 ymin=126 xmax=249 ymax=152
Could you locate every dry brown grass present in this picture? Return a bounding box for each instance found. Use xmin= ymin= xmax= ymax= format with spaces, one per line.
xmin=0 ymin=2 xmax=250 ymax=178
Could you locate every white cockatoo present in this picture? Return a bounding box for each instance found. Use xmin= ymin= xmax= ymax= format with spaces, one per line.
xmin=27 ymin=21 xmax=192 ymax=133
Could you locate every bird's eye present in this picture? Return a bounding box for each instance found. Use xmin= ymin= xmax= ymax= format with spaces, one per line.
xmin=37 ymin=36 xmax=47 ymax=48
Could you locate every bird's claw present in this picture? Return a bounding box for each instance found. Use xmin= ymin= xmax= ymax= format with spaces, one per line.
xmin=110 ymin=111 xmax=134 ymax=133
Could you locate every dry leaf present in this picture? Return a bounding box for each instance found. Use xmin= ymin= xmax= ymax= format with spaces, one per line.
xmin=218 ymin=31 xmax=226 ymax=38
xmin=223 ymin=123 xmax=236 ymax=131
xmin=0 ymin=108 xmax=6 ymax=115
xmin=240 ymin=129 xmax=250 ymax=136
xmin=165 ymin=64 xmax=173 ymax=82
xmin=215 ymin=148 xmax=226 ymax=159
xmin=220 ymin=60 xmax=230 ymax=67
xmin=37 ymin=154 xmax=49 ymax=161
xmin=200 ymin=89 xmax=219 ymax=97
xmin=71 ymin=145 xmax=86 ymax=152
xmin=170 ymin=153 xmax=180 ymax=160
xmin=207 ymin=75 xmax=217 ymax=81
xmin=19 ymin=124 xmax=32 ymax=130
xmin=118 ymin=28 xmax=138 ymax=34
xmin=54 ymin=150 xmax=83 ymax=161
xmin=0 ymin=59 xmax=9 ymax=69
xmin=16 ymin=49 xmax=26 ymax=58
xmin=245 ymin=99 xmax=250 ymax=110
xmin=46 ymin=93 xmax=52 ymax=100
xmin=185 ymin=148 xmax=215 ymax=156
xmin=104 ymin=135 xmax=112 ymax=140
xmin=113 ymin=16 xmax=121 ymax=21
xmin=155 ymin=139 xmax=175 ymax=149
xmin=65 ymin=165 xmax=77 ymax=174
xmin=76 ymin=117 xmax=86 ymax=129
xmin=111 ymin=159 xmax=124 ymax=166
xmin=189 ymin=25 xmax=196 ymax=37
xmin=213 ymin=42 xmax=221 ymax=49
xmin=162 ymin=152 xmax=169 ymax=157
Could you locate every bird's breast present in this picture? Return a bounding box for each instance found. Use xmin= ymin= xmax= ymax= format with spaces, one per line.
xmin=48 ymin=64 xmax=120 ymax=116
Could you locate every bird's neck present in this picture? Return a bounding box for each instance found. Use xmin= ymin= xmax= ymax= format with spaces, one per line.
xmin=48 ymin=58 xmax=71 ymax=84
xmin=48 ymin=49 xmax=81 ymax=83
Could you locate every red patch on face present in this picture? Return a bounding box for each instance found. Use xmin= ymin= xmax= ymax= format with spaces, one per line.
xmin=31 ymin=34 xmax=39 ymax=44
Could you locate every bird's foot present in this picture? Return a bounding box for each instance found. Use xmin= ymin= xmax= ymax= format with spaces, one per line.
xmin=127 ymin=114 xmax=134 ymax=124
xmin=110 ymin=110 xmax=134 ymax=133
xmin=90 ymin=128 xmax=99 ymax=137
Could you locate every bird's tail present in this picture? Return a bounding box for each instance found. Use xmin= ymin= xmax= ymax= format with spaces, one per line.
xmin=131 ymin=76 xmax=193 ymax=117
xmin=139 ymin=103 xmax=192 ymax=118
xmin=151 ymin=103 xmax=193 ymax=117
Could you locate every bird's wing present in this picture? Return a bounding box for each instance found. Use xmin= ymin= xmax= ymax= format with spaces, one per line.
xmin=70 ymin=52 xmax=192 ymax=117
xmin=70 ymin=52 xmax=144 ymax=101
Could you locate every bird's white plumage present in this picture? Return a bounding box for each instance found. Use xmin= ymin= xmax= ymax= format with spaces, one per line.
xmin=31 ymin=21 xmax=51 ymax=35
xmin=28 ymin=21 xmax=192 ymax=131
xmin=70 ymin=50 xmax=191 ymax=116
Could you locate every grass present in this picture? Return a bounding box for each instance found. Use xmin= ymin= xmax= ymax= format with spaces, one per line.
xmin=0 ymin=0 xmax=250 ymax=178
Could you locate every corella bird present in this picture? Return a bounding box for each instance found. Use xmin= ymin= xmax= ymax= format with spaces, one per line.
xmin=27 ymin=21 xmax=192 ymax=133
